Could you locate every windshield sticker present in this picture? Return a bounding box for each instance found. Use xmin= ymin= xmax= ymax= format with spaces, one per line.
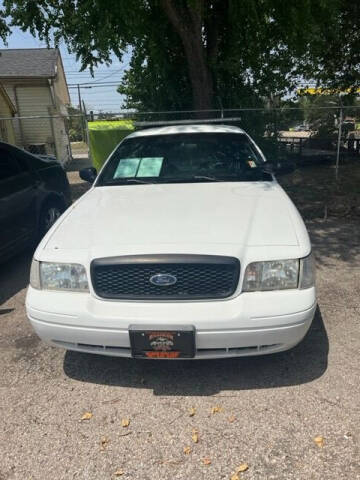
xmin=137 ymin=157 xmax=163 ymax=177
xmin=114 ymin=157 xmax=163 ymax=178
xmin=114 ymin=158 xmax=140 ymax=178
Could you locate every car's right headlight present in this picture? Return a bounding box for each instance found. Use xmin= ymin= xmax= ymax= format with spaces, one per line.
xmin=242 ymin=254 xmax=315 ymax=292
xmin=242 ymin=258 xmax=299 ymax=292
xmin=30 ymin=259 xmax=89 ymax=292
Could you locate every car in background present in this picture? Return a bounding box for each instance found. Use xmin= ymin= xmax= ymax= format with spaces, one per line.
xmin=0 ymin=141 xmax=71 ymax=263
xmin=36 ymin=154 xmax=59 ymax=164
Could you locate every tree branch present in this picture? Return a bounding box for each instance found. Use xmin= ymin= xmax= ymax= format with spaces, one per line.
xmin=160 ymin=0 xmax=189 ymax=38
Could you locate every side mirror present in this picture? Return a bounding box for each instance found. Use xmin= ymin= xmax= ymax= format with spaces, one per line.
xmin=79 ymin=167 xmax=97 ymax=184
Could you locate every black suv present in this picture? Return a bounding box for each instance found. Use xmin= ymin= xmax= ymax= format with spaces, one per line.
xmin=0 ymin=141 xmax=71 ymax=262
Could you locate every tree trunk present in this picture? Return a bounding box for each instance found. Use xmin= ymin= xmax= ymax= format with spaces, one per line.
xmin=181 ymin=33 xmax=213 ymax=111
xmin=161 ymin=0 xmax=213 ymax=111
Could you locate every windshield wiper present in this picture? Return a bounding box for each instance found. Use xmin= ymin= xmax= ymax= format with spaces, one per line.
xmin=192 ymin=175 xmax=221 ymax=182
xmin=121 ymin=178 xmax=152 ymax=184
xmin=103 ymin=178 xmax=154 ymax=186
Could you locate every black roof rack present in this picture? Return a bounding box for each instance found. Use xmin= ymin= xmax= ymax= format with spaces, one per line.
xmin=134 ymin=117 xmax=242 ymax=129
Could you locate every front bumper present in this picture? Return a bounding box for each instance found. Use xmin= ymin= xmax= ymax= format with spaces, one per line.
xmin=26 ymin=286 xmax=316 ymax=359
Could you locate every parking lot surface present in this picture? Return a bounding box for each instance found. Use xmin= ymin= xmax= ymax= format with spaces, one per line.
xmin=0 ymin=174 xmax=359 ymax=480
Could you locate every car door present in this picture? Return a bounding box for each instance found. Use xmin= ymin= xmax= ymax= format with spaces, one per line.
xmin=0 ymin=145 xmax=38 ymax=260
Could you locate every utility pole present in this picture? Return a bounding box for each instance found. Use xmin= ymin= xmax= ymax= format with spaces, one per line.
xmin=82 ymin=99 xmax=87 ymax=117
xmin=76 ymin=84 xmax=86 ymax=143
xmin=82 ymin=100 xmax=89 ymax=146
xmin=77 ymin=84 xmax=83 ymax=113
xmin=335 ymin=94 xmax=344 ymax=181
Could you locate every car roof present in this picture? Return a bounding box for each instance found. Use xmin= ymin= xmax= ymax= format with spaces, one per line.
xmin=127 ymin=124 xmax=246 ymax=139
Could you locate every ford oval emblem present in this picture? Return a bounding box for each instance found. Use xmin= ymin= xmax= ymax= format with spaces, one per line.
xmin=150 ymin=273 xmax=177 ymax=286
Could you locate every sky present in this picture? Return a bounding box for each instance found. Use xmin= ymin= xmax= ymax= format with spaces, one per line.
xmin=0 ymin=26 xmax=129 ymax=113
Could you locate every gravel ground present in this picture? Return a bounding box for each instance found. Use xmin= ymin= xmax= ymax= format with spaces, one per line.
xmin=0 ymin=171 xmax=359 ymax=480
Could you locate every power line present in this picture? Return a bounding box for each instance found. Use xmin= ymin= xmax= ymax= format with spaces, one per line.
xmin=65 ymin=67 xmax=125 ymax=72
xmin=87 ymin=68 xmax=126 ymax=83
xmin=68 ymin=82 xmax=122 ymax=87
xmin=67 ymin=77 xmax=126 ymax=86
xmin=65 ymin=65 xmax=128 ymax=73
xmin=65 ymin=72 xmax=124 ymax=76
xmin=73 ymin=91 xmax=120 ymax=96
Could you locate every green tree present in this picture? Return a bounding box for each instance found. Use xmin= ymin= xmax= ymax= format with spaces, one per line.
xmin=1 ymin=1 xmax=359 ymax=111
xmin=298 ymin=93 xmax=359 ymax=142
xmin=66 ymin=105 xmax=83 ymax=141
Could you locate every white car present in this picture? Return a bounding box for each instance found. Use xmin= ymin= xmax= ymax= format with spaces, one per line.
xmin=26 ymin=124 xmax=316 ymax=359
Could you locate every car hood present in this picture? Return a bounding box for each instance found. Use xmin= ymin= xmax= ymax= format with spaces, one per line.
xmin=43 ymin=182 xmax=307 ymax=257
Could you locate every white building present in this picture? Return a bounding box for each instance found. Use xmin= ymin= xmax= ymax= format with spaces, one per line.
xmin=0 ymin=48 xmax=71 ymax=165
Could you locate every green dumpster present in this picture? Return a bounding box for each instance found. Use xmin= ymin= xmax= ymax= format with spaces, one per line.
xmin=88 ymin=120 xmax=134 ymax=170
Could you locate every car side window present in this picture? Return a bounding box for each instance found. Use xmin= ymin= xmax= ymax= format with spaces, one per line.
xmin=0 ymin=147 xmax=21 ymax=181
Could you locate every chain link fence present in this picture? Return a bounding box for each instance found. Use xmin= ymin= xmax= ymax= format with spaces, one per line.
xmin=1 ymin=106 xmax=359 ymax=173
xmin=0 ymin=113 xmax=89 ymax=166
xmin=89 ymin=106 xmax=360 ymax=167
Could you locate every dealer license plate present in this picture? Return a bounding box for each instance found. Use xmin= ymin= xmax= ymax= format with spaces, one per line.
xmin=129 ymin=325 xmax=195 ymax=358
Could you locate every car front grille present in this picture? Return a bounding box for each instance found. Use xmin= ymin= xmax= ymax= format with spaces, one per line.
xmin=91 ymin=254 xmax=240 ymax=300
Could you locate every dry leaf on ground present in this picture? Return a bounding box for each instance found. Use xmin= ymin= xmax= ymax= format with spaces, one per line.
xmin=80 ymin=412 xmax=93 ymax=421
xmin=314 ymin=435 xmax=324 ymax=447
xmin=113 ymin=469 xmax=124 ymax=477
xmin=202 ymin=457 xmax=212 ymax=465
xmin=230 ymin=462 xmax=249 ymax=479
xmin=191 ymin=429 xmax=199 ymax=443
xmin=183 ymin=446 xmax=191 ymax=455
xmin=189 ymin=407 xmax=196 ymax=417
xmin=236 ymin=463 xmax=249 ymax=473
xmin=228 ymin=415 xmax=236 ymax=423
xmin=211 ymin=406 xmax=222 ymax=414
xmin=121 ymin=418 xmax=130 ymax=428
xmin=100 ymin=437 xmax=109 ymax=449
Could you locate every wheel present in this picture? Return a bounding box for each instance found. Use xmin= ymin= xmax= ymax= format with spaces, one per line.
xmin=38 ymin=200 xmax=63 ymax=238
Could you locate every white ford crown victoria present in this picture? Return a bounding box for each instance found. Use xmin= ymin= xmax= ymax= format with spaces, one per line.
xmin=26 ymin=124 xmax=316 ymax=359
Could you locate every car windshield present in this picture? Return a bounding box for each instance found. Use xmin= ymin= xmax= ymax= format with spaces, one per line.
xmin=96 ymin=133 xmax=271 ymax=186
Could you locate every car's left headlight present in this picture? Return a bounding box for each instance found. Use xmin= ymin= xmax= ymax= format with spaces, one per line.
xmin=30 ymin=260 xmax=89 ymax=292
xmin=242 ymin=254 xmax=315 ymax=292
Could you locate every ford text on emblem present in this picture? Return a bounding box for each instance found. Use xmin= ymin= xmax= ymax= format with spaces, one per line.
xmin=150 ymin=273 xmax=177 ymax=286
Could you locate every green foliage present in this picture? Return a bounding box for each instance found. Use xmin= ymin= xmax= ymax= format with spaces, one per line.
xmin=298 ymin=94 xmax=359 ymax=138
xmin=117 ymin=4 xmax=193 ymax=112
xmin=299 ymin=95 xmax=338 ymax=138
xmin=0 ymin=11 xmax=10 ymax=40
xmin=66 ymin=106 xmax=83 ymax=141
xmin=1 ymin=1 xmax=359 ymax=111
xmin=68 ymin=128 xmax=82 ymax=142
